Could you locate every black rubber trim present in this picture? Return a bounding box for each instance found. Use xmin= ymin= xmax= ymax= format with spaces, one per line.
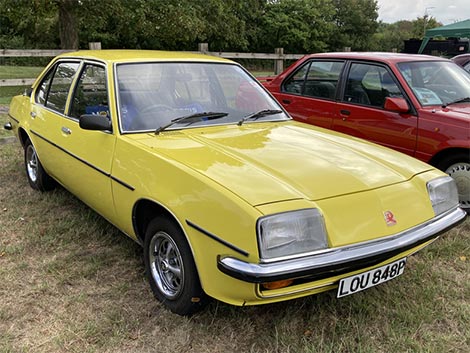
xmin=30 ymin=129 xmax=135 ymax=191
xmin=186 ymin=220 xmax=249 ymax=257
xmin=8 ymin=114 xmax=20 ymax=124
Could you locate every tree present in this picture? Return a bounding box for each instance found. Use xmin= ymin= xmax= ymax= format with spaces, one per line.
xmin=56 ymin=0 xmax=79 ymax=49
xmin=257 ymin=0 xmax=336 ymax=53
xmin=0 ymin=0 xmax=58 ymax=49
xmin=330 ymin=0 xmax=379 ymax=51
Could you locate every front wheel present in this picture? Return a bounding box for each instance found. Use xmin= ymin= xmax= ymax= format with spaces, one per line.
xmin=24 ymin=139 xmax=56 ymax=191
xmin=144 ymin=216 xmax=208 ymax=315
xmin=438 ymin=153 xmax=470 ymax=211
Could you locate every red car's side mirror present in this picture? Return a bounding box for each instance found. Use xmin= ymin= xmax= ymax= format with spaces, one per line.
xmin=384 ymin=97 xmax=410 ymax=113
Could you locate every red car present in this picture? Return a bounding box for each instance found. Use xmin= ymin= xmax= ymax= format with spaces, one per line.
xmin=451 ymin=53 xmax=470 ymax=73
xmin=263 ymin=52 xmax=470 ymax=211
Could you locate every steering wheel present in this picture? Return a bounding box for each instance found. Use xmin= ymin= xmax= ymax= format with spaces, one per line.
xmin=130 ymin=104 xmax=174 ymax=131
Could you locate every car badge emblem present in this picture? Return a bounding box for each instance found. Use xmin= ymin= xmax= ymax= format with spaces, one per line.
xmin=383 ymin=211 xmax=397 ymax=226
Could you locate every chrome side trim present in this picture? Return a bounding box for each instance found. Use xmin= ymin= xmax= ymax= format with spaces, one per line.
xmin=218 ymin=207 xmax=466 ymax=283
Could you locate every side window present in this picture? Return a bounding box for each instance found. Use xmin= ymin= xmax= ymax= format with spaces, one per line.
xmin=344 ymin=63 xmax=403 ymax=108
xmin=43 ymin=62 xmax=80 ymax=114
xmin=70 ymin=64 xmax=109 ymax=119
xmin=464 ymin=62 xmax=470 ymax=73
xmin=303 ymin=61 xmax=344 ymax=99
xmin=283 ymin=62 xmax=310 ymax=94
xmin=35 ymin=68 xmax=54 ymax=105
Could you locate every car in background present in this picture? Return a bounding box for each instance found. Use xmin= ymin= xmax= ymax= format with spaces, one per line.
xmin=451 ymin=53 xmax=470 ymax=73
xmin=263 ymin=52 xmax=470 ymax=211
xmin=6 ymin=50 xmax=466 ymax=315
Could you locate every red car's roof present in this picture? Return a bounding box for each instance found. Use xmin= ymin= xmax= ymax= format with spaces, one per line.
xmin=451 ymin=53 xmax=470 ymax=66
xmin=302 ymin=52 xmax=451 ymax=64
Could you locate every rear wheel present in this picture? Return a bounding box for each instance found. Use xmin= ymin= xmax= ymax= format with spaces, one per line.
xmin=144 ymin=216 xmax=208 ymax=315
xmin=24 ymin=139 xmax=56 ymax=191
xmin=438 ymin=153 xmax=470 ymax=211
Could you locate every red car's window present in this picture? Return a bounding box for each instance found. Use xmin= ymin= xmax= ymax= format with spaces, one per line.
xmin=283 ymin=62 xmax=310 ymax=94
xmin=344 ymin=63 xmax=403 ymax=108
xmin=283 ymin=60 xmax=344 ymax=100
xmin=303 ymin=61 xmax=343 ymax=100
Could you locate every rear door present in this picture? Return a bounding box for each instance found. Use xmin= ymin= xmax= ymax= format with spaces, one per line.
xmin=333 ymin=61 xmax=418 ymax=156
xmin=274 ymin=60 xmax=345 ymax=129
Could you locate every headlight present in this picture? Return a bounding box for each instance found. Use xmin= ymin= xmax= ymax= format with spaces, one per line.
xmin=427 ymin=176 xmax=459 ymax=216
xmin=257 ymin=208 xmax=328 ymax=260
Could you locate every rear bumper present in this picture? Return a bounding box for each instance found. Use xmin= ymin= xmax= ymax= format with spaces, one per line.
xmin=218 ymin=207 xmax=466 ymax=283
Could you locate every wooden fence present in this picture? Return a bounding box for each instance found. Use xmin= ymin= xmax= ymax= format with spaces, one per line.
xmin=0 ymin=43 xmax=305 ymax=87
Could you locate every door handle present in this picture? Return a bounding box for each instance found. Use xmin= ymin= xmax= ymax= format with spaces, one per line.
xmin=30 ymin=112 xmax=37 ymax=118
xmin=340 ymin=109 xmax=351 ymax=121
xmin=61 ymin=127 xmax=72 ymax=135
xmin=282 ymin=99 xmax=291 ymax=104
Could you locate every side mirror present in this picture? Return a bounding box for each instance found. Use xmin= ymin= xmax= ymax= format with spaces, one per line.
xmin=384 ymin=97 xmax=410 ymax=113
xmin=79 ymin=114 xmax=112 ymax=131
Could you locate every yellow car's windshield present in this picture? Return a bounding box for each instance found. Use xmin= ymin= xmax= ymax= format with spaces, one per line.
xmin=116 ymin=62 xmax=288 ymax=133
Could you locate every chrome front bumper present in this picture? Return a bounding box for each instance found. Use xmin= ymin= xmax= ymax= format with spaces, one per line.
xmin=218 ymin=207 xmax=466 ymax=283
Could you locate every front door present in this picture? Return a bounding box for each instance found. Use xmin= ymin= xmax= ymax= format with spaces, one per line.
xmin=333 ymin=62 xmax=418 ymax=157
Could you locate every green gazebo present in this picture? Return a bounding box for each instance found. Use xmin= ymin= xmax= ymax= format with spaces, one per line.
xmin=418 ymin=19 xmax=470 ymax=53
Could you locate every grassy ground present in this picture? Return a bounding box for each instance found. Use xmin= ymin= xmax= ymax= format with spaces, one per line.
xmin=0 ymin=65 xmax=44 ymax=79
xmin=0 ymin=65 xmax=43 ymax=105
xmin=1 ymin=105 xmax=12 ymax=138
xmin=0 ymin=137 xmax=469 ymax=353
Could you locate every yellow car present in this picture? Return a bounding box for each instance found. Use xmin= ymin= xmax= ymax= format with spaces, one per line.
xmin=6 ymin=50 xmax=466 ymax=315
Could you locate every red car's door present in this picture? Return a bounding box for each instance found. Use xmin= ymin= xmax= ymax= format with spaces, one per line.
xmin=333 ymin=62 xmax=418 ymax=157
xmin=274 ymin=92 xmax=337 ymax=129
xmin=270 ymin=60 xmax=346 ymax=130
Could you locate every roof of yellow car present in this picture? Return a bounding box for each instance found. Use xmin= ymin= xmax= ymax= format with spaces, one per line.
xmin=56 ymin=49 xmax=232 ymax=64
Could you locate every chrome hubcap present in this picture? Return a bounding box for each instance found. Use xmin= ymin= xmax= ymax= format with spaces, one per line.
xmin=26 ymin=145 xmax=38 ymax=183
xmin=446 ymin=162 xmax=470 ymax=209
xmin=149 ymin=231 xmax=184 ymax=299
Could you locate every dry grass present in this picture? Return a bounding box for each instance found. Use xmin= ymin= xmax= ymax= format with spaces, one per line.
xmin=0 ymin=134 xmax=469 ymax=353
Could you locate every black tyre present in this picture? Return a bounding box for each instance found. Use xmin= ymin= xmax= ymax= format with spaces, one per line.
xmin=24 ymin=139 xmax=56 ymax=191
xmin=437 ymin=153 xmax=470 ymax=210
xmin=144 ymin=216 xmax=208 ymax=315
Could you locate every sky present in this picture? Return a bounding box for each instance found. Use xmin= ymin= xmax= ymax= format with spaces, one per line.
xmin=376 ymin=0 xmax=469 ymax=25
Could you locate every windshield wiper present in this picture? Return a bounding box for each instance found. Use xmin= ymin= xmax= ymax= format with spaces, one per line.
xmin=237 ymin=109 xmax=283 ymax=126
xmin=442 ymin=97 xmax=470 ymax=108
xmin=155 ymin=111 xmax=228 ymax=135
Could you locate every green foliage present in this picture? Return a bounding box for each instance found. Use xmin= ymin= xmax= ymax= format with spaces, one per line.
xmin=330 ymin=0 xmax=379 ymax=51
xmin=0 ymin=0 xmax=382 ymax=53
xmin=371 ymin=17 xmax=442 ymax=52
xmin=0 ymin=0 xmax=59 ymax=48
xmin=2 ymin=0 xmax=446 ymax=55
xmin=256 ymin=0 xmax=336 ymax=53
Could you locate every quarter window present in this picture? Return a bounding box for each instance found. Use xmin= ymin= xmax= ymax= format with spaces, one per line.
xmin=35 ymin=69 xmax=54 ymax=105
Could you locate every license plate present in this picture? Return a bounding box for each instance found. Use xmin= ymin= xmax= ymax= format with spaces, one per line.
xmin=337 ymin=258 xmax=407 ymax=298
